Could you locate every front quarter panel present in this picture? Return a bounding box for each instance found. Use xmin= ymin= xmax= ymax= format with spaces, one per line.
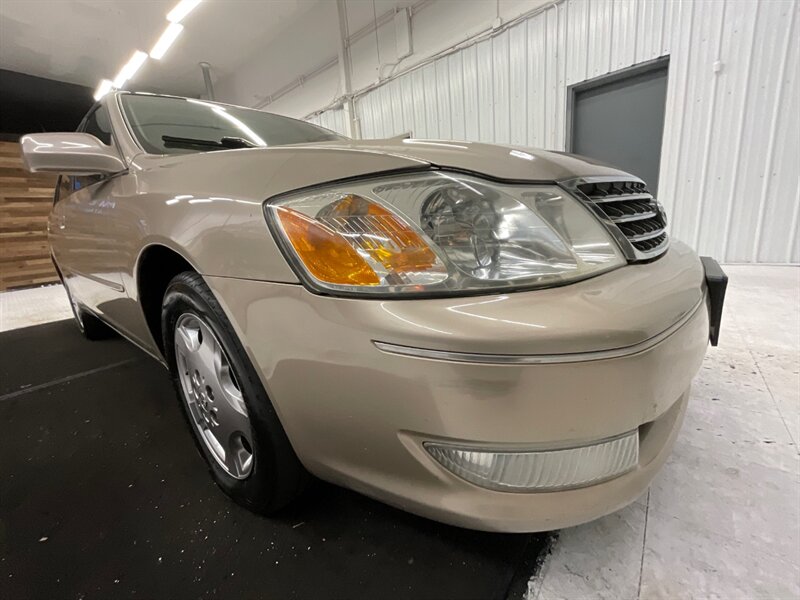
xmin=122 ymin=148 xmax=428 ymax=284
xmin=95 ymin=147 xmax=427 ymax=353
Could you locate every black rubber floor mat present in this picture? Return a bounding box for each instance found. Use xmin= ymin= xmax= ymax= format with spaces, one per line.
xmin=0 ymin=321 xmax=546 ymax=599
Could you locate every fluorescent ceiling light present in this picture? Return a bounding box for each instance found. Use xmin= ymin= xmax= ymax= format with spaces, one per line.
xmin=93 ymin=79 xmax=113 ymax=101
xmin=150 ymin=22 xmax=184 ymax=59
xmin=167 ymin=0 xmax=202 ymax=23
xmin=113 ymin=50 xmax=148 ymax=88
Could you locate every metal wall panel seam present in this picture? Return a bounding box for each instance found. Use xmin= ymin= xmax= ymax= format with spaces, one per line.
xmin=557 ymin=1 xmax=567 ymax=150
xmin=564 ymin=0 xmax=578 ymax=85
xmin=424 ymin=63 xmax=438 ymax=138
xmin=582 ymin=0 xmax=590 ymax=83
xmin=606 ymin=0 xmax=613 ymax=71
xmin=360 ymin=95 xmax=371 ymax=138
xmin=545 ymin=7 xmax=554 ymax=148
xmin=397 ymin=79 xmax=405 ymax=135
xmin=411 ymin=68 xmax=425 ymax=137
xmin=509 ymin=22 xmax=528 ymax=146
xmin=750 ymin=1 xmax=796 ymax=262
xmin=686 ymin=0 xmax=719 ymax=248
xmin=664 ymin=0 xmax=695 ymax=236
xmin=788 ymin=185 xmax=800 ymax=264
xmin=492 ymin=30 xmax=510 ymax=144
xmin=611 ymin=0 xmax=621 ymax=70
xmin=654 ymin=0 xmax=682 ymax=222
xmin=631 ymin=0 xmax=640 ymax=68
xmin=478 ymin=39 xmax=494 ymax=141
xmin=720 ymin=2 xmax=759 ymax=261
xmin=401 ymin=76 xmax=414 ymax=135
xmin=463 ymin=45 xmax=479 ymax=141
xmin=526 ymin=16 xmax=540 ymax=146
xmin=459 ymin=51 xmax=468 ymax=141
xmin=658 ymin=0 xmax=668 ymax=56
xmin=434 ymin=59 xmax=447 ymax=139
xmin=692 ymin=0 xmax=728 ymax=250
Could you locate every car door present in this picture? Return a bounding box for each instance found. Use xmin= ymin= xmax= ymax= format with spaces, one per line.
xmin=50 ymin=104 xmax=129 ymax=326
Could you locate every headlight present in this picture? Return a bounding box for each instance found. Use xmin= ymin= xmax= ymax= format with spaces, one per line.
xmin=265 ymin=172 xmax=625 ymax=296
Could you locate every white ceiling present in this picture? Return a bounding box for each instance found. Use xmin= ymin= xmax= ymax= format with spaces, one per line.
xmin=0 ymin=0 xmax=323 ymax=97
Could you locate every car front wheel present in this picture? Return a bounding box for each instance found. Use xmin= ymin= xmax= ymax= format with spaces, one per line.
xmin=161 ymin=271 xmax=308 ymax=513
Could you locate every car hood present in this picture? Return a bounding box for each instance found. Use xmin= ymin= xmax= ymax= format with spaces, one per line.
xmin=285 ymin=138 xmax=631 ymax=182
xmin=132 ymin=138 xmax=632 ymax=207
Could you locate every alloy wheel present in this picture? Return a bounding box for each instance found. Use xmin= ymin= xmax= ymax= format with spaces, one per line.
xmin=174 ymin=313 xmax=254 ymax=479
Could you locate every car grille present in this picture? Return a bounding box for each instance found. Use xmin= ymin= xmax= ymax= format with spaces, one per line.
xmin=575 ymin=180 xmax=668 ymax=259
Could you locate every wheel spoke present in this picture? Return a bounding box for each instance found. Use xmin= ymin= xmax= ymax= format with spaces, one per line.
xmin=175 ymin=321 xmax=200 ymax=358
xmin=210 ymin=407 xmax=253 ymax=478
xmin=215 ymin=356 xmax=248 ymax=417
xmin=194 ymin=322 xmax=219 ymax=382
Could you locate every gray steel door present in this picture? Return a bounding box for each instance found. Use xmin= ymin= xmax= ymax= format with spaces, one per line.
xmin=571 ymin=64 xmax=668 ymax=196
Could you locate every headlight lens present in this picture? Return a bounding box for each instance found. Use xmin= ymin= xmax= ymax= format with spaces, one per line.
xmin=266 ymin=172 xmax=625 ymax=296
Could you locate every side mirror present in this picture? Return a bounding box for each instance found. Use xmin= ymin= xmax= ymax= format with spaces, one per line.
xmin=19 ymin=132 xmax=126 ymax=176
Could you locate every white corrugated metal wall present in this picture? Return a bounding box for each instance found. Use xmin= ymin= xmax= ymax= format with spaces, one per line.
xmin=308 ymin=0 xmax=799 ymax=263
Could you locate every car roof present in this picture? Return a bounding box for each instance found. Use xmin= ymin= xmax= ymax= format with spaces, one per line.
xmin=111 ymin=90 xmax=258 ymax=114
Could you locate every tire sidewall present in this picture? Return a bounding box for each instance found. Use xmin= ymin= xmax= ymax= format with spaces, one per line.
xmin=161 ymin=274 xmax=300 ymax=512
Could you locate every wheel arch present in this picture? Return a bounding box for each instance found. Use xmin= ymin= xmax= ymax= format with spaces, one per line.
xmin=135 ymin=242 xmax=199 ymax=354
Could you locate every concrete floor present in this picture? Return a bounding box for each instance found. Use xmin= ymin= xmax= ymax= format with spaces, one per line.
xmin=0 ymin=283 xmax=72 ymax=333
xmin=528 ymin=265 xmax=800 ymax=600
xmin=1 ymin=265 xmax=798 ymax=599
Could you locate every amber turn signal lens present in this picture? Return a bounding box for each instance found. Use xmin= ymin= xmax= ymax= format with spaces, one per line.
xmin=275 ymin=206 xmax=380 ymax=285
xmin=275 ymin=194 xmax=445 ymax=289
xmin=318 ymin=194 xmax=439 ymax=274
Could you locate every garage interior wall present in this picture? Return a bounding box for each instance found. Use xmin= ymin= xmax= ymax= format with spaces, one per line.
xmin=223 ymin=0 xmax=798 ymax=265
xmin=0 ymin=142 xmax=58 ymax=291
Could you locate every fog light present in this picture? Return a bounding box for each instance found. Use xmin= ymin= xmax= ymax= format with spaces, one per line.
xmin=425 ymin=431 xmax=639 ymax=492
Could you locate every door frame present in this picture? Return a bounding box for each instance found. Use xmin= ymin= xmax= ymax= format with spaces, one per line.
xmin=565 ymin=55 xmax=671 ymax=153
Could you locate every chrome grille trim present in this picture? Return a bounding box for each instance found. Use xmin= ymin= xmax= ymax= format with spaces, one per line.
xmin=627 ymin=229 xmax=667 ymax=243
xmin=559 ymin=176 xmax=669 ymax=262
xmin=612 ymin=210 xmax=659 ymax=223
xmin=588 ymin=193 xmax=653 ymax=203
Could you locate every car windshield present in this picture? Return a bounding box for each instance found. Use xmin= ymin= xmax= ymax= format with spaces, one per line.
xmin=120 ymin=94 xmax=344 ymax=155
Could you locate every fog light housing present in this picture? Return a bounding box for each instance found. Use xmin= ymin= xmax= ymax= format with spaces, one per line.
xmin=425 ymin=431 xmax=639 ymax=492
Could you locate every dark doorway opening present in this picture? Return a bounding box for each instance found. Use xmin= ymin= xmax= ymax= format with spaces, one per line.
xmin=569 ymin=58 xmax=669 ymax=196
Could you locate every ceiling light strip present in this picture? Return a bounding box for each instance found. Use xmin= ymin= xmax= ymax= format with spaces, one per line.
xmin=167 ymin=0 xmax=202 ymax=24
xmin=113 ymin=50 xmax=148 ymax=88
xmin=93 ymin=79 xmax=114 ymax=101
xmin=94 ymin=0 xmax=201 ymax=99
xmin=150 ymin=22 xmax=184 ymax=59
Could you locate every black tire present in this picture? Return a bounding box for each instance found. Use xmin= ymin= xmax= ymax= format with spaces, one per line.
xmin=161 ymin=271 xmax=308 ymax=514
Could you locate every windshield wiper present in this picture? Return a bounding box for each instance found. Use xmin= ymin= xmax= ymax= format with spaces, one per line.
xmin=162 ymin=135 xmax=259 ymax=150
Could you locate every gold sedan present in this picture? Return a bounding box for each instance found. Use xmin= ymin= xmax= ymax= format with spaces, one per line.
xmin=20 ymin=91 xmax=726 ymax=531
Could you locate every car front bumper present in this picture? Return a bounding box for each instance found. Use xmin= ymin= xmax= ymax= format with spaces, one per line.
xmin=205 ymin=243 xmax=714 ymax=532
